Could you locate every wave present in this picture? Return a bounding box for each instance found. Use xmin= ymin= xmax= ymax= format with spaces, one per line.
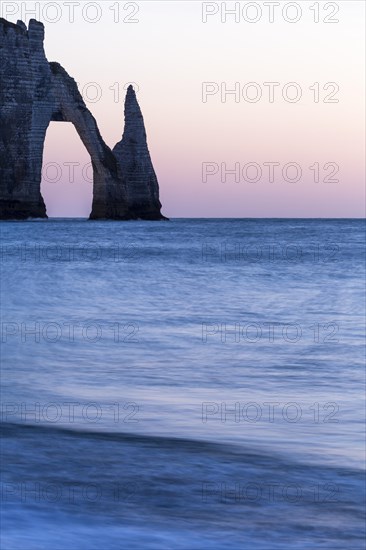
xmin=2 ymin=422 xmax=365 ymax=549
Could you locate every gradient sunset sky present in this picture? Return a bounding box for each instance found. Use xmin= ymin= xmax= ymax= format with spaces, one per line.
xmin=2 ymin=1 xmax=365 ymax=217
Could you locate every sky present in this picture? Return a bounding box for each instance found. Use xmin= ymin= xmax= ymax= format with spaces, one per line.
xmin=2 ymin=1 xmax=365 ymax=217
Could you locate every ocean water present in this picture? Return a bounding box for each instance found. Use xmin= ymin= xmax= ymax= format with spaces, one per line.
xmin=0 ymin=218 xmax=365 ymax=549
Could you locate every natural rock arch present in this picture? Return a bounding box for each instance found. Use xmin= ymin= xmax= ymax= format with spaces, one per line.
xmin=0 ymin=18 xmax=166 ymax=220
xmin=49 ymin=61 xmax=128 ymax=219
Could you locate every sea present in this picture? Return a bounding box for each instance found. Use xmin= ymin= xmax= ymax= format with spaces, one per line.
xmin=0 ymin=218 xmax=365 ymax=549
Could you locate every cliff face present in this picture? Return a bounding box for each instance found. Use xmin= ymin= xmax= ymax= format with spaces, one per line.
xmin=0 ymin=19 xmax=50 ymax=218
xmin=0 ymin=18 xmax=165 ymax=220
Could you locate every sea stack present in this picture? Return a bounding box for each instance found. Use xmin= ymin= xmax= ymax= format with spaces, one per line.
xmin=113 ymin=86 xmax=166 ymax=220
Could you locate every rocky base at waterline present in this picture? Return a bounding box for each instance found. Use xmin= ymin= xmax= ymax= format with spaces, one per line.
xmin=0 ymin=199 xmax=47 ymax=220
xmin=0 ymin=18 xmax=167 ymax=221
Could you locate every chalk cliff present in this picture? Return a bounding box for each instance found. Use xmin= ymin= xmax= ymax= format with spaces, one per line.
xmin=0 ymin=18 xmax=166 ymax=220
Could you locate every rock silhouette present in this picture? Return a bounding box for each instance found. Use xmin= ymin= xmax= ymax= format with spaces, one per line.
xmin=113 ymin=86 xmax=163 ymax=220
xmin=0 ymin=18 xmax=166 ymax=220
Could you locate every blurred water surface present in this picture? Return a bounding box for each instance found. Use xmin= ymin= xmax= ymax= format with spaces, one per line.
xmin=1 ymin=219 xmax=365 ymax=549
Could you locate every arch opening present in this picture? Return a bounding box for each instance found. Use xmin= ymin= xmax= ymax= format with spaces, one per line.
xmin=41 ymin=122 xmax=93 ymax=218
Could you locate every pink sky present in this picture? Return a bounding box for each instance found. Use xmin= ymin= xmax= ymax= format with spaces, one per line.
xmin=2 ymin=1 xmax=365 ymax=217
